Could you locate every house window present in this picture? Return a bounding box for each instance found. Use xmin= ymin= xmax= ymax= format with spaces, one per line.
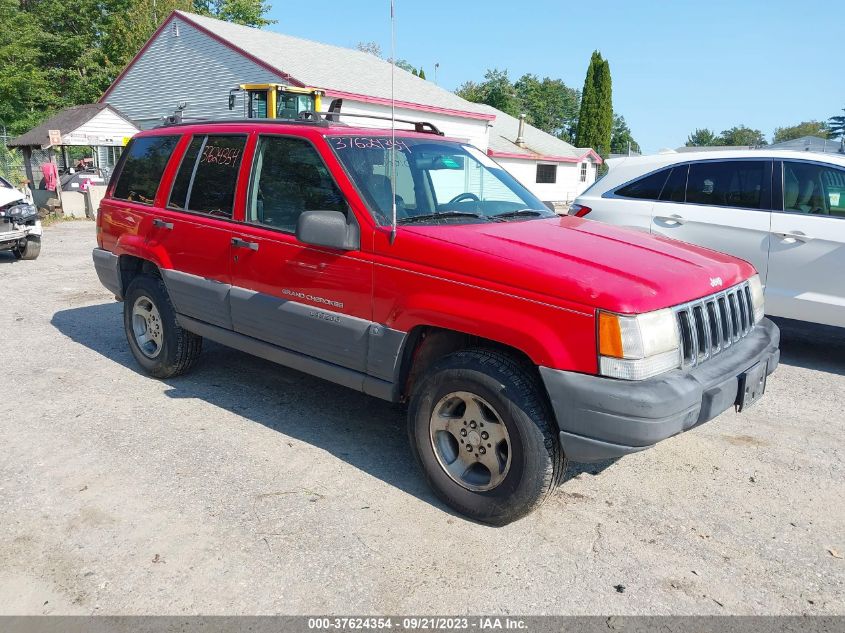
xmin=536 ymin=163 xmax=557 ymax=184
xmin=580 ymin=163 xmax=588 ymax=182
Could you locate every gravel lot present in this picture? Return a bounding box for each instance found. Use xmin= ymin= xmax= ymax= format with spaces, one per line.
xmin=1 ymin=221 xmax=843 ymax=615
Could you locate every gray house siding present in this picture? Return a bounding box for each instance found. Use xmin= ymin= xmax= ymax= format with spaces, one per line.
xmin=105 ymin=16 xmax=284 ymax=128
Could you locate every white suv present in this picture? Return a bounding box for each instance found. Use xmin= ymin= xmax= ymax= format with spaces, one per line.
xmin=572 ymin=150 xmax=845 ymax=328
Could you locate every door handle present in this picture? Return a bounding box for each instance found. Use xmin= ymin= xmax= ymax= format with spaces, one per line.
xmin=152 ymin=218 xmax=174 ymax=230
xmin=773 ymin=230 xmax=811 ymax=243
xmin=231 ymin=237 xmax=259 ymax=251
xmin=654 ymin=214 xmax=685 ymax=225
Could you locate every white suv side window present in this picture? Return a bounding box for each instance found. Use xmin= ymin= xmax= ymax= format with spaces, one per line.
xmin=783 ymin=161 xmax=845 ymax=218
xmin=686 ymin=160 xmax=770 ymax=210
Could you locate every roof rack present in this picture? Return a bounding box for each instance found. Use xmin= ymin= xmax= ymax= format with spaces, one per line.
xmin=157 ymin=112 xmax=444 ymax=136
xmin=298 ymin=110 xmax=444 ymax=136
xmin=156 ymin=116 xmax=333 ymax=129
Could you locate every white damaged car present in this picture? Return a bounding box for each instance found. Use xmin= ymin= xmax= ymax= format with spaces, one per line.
xmin=0 ymin=177 xmax=41 ymax=260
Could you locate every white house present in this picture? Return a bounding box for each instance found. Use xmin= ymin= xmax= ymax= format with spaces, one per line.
xmin=100 ymin=11 xmax=600 ymax=205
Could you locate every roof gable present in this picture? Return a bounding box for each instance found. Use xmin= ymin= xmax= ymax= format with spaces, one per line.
xmin=102 ymin=11 xmax=493 ymax=121
xmin=9 ymin=104 xmax=138 ymax=147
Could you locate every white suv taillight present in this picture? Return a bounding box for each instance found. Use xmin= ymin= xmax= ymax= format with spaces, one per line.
xmin=568 ymin=204 xmax=592 ymax=217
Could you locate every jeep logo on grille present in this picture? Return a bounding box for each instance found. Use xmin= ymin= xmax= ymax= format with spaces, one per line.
xmin=710 ymin=277 xmax=724 ymax=288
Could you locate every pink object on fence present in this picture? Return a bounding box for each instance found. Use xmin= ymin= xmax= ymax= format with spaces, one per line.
xmin=41 ymin=162 xmax=58 ymax=191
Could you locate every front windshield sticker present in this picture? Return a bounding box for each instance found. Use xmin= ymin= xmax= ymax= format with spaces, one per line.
xmin=329 ymin=137 xmax=410 ymax=152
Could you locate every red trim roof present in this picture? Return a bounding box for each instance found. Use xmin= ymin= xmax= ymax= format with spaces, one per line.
xmin=487 ymin=148 xmax=603 ymax=165
xmin=100 ymin=11 xmax=494 ymax=123
xmin=322 ymin=89 xmax=495 ymax=121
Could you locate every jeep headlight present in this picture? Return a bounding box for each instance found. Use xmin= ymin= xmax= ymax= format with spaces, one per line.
xmin=748 ymin=274 xmax=765 ymax=323
xmin=598 ymin=309 xmax=681 ymax=380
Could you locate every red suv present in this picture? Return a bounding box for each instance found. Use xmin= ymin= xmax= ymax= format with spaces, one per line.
xmin=93 ymin=118 xmax=779 ymax=524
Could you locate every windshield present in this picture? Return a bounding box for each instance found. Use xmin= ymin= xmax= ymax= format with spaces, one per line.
xmin=328 ymin=136 xmax=554 ymax=224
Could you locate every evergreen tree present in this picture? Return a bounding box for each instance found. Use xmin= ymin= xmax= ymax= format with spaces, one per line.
xmin=418 ymin=67 xmax=426 ymax=80
xmin=575 ymin=51 xmax=612 ymax=155
xmin=412 ymin=68 xmax=418 ymax=77
xmin=828 ymin=109 xmax=845 ymax=140
xmin=594 ymin=57 xmax=613 ymax=156
xmin=574 ymin=51 xmax=599 ymax=150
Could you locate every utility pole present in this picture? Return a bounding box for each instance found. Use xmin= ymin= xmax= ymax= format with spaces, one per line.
xmin=434 ymin=63 xmax=440 ymax=85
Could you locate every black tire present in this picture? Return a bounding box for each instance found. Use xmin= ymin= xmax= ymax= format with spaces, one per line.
xmin=13 ymin=236 xmax=40 ymax=260
xmin=408 ymin=348 xmax=566 ymax=525
xmin=123 ymin=274 xmax=202 ymax=378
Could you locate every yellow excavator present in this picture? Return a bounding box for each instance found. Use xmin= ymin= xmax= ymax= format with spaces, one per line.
xmin=228 ymin=84 xmax=327 ymax=120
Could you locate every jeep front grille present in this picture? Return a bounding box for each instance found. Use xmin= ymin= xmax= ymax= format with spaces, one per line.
xmin=675 ymin=281 xmax=755 ymax=368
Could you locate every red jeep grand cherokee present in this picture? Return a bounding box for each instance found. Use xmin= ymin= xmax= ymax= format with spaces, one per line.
xmin=93 ymin=118 xmax=779 ymax=524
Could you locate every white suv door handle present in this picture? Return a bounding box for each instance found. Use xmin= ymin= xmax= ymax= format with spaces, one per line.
xmin=773 ymin=230 xmax=811 ymax=243
xmin=654 ymin=214 xmax=685 ymax=225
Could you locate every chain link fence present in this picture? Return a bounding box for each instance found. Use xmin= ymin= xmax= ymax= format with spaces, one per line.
xmin=0 ymin=136 xmax=54 ymax=189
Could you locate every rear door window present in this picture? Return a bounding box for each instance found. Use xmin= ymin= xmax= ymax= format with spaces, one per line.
xmin=783 ymin=161 xmax=845 ymax=218
xmin=112 ymin=136 xmax=179 ymax=205
xmin=614 ymin=168 xmax=671 ymax=200
xmin=686 ymin=160 xmax=771 ymax=210
xmin=168 ymin=135 xmax=247 ymax=218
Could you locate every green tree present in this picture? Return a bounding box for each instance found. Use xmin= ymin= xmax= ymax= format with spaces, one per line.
xmin=192 ymin=0 xmax=275 ymax=26
xmin=513 ymin=74 xmax=579 ymax=141
xmin=0 ymin=0 xmax=276 ymax=136
xmin=593 ymin=57 xmax=613 ymax=155
xmin=610 ymin=115 xmax=639 ymax=154
xmin=719 ymin=125 xmax=767 ymax=146
xmin=455 ymin=68 xmax=519 ymax=117
xmin=773 ymin=120 xmax=830 ymax=143
xmin=685 ymin=128 xmax=721 ymax=147
xmin=454 ymin=80 xmax=484 ymax=103
xmin=418 ymin=67 xmax=426 ymax=80
xmin=828 ymin=109 xmax=845 ymax=140
xmin=105 ymin=0 xmax=195 ymax=73
xmin=355 ymin=41 xmax=382 ymax=57
xmin=575 ymin=51 xmax=612 ymax=155
xmin=411 ymin=68 xmax=418 ymax=77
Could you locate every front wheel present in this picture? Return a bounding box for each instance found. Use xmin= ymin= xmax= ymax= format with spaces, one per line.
xmin=13 ymin=235 xmax=40 ymax=260
xmin=123 ymin=274 xmax=202 ymax=378
xmin=408 ymin=349 xmax=565 ymax=525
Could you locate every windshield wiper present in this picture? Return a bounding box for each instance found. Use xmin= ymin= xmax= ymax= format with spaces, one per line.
xmin=397 ymin=211 xmax=488 ymax=224
xmin=490 ymin=209 xmax=549 ymax=221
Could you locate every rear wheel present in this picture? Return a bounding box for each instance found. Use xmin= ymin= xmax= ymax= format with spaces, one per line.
xmin=13 ymin=235 xmax=40 ymax=260
xmin=123 ymin=274 xmax=202 ymax=378
xmin=408 ymin=349 xmax=565 ymax=525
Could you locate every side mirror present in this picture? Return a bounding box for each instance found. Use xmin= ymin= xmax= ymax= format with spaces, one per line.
xmin=296 ymin=210 xmax=359 ymax=250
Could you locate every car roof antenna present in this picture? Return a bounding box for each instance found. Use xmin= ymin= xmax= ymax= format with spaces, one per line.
xmin=389 ymin=0 xmax=398 ymax=245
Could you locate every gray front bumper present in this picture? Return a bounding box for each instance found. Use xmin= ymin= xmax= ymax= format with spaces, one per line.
xmin=540 ymin=318 xmax=780 ymax=462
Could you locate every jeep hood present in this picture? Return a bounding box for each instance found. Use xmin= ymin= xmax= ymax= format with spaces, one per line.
xmin=402 ymin=216 xmax=756 ymax=314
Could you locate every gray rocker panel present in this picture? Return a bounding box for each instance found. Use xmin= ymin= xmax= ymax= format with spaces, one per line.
xmin=161 ymin=269 xmax=233 ymax=330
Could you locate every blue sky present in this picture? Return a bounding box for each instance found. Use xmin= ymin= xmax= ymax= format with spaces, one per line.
xmin=264 ymin=0 xmax=844 ymax=153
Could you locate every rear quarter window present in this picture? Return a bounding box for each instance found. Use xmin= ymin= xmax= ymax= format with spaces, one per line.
xmin=613 ymin=167 xmax=672 ymax=200
xmin=112 ymin=136 xmax=179 ymax=205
